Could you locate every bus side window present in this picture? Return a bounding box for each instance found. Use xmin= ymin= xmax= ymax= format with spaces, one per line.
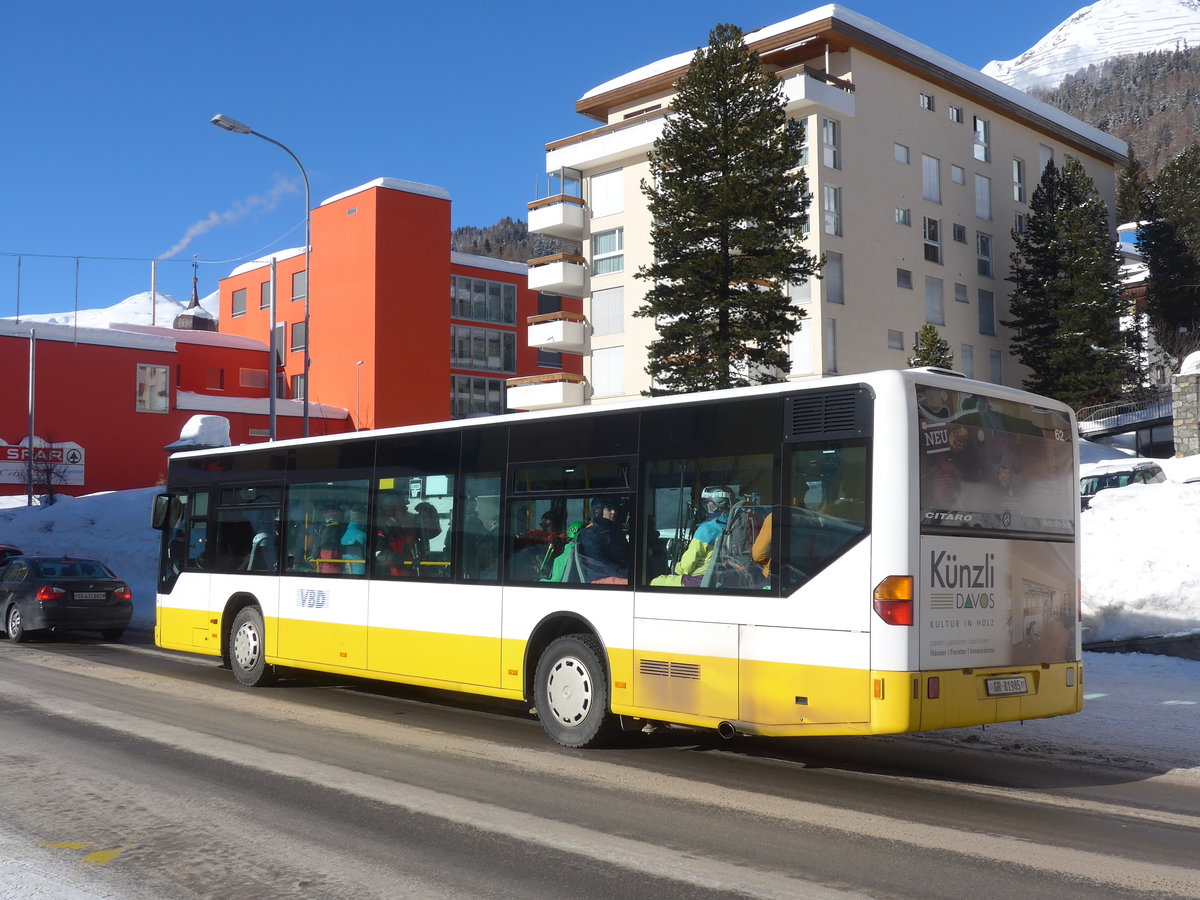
xmin=284 ymin=480 xmax=371 ymax=576
xmin=461 ymin=475 xmax=501 ymax=581
xmin=781 ymin=443 xmax=869 ymax=593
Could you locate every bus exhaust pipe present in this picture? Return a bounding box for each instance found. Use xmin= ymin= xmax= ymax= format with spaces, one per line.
xmin=717 ymin=721 xmax=738 ymax=740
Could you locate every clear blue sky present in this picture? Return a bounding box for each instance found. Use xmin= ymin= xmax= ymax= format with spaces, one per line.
xmin=1 ymin=0 xmax=1089 ymax=317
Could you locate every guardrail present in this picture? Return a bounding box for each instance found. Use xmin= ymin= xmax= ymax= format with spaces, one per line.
xmin=1077 ymin=389 xmax=1173 ymax=435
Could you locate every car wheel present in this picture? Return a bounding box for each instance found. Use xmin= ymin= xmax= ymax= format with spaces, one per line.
xmin=6 ymin=605 xmax=27 ymax=643
xmin=534 ymin=634 xmax=620 ymax=748
xmin=101 ymin=629 xmax=125 ymax=642
xmin=229 ymin=606 xmax=275 ymax=687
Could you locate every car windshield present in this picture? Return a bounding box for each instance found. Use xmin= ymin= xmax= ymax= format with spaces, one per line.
xmin=31 ymin=559 xmax=115 ymax=579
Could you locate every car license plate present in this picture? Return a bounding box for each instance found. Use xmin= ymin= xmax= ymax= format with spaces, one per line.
xmin=74 ymin=591 xmax=106 ymax=600
xmin=986 ymin=676 xmax=1028 ymax=696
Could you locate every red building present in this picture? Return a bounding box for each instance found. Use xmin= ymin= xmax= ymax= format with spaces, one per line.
xmin=217 ymin=178 xmax=583 ymax=430
xmin=0 ymin=319 xmax=351 ymax=498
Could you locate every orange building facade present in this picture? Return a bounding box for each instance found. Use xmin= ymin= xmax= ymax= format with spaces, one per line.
xmin=218 ymin=178 xmax=583 ymax=431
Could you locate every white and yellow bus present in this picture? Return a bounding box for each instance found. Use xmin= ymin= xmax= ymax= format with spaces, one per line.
xmin=153 ymin=368 xmax=1081 ymax=747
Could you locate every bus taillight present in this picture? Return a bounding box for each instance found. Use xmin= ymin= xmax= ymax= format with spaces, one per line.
xmin=873 ymin=576 xmax=913 ymax=626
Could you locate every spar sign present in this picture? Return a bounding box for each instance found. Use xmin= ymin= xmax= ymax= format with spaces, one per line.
xmin=0 ymin=440 xmax=86 ymax=485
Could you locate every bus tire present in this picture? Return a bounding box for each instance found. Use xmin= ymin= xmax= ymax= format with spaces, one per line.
xmin=229 ymin=606 xmax=275 ymax=687
xmin=535 ymin=634 xmax=619 ymax=748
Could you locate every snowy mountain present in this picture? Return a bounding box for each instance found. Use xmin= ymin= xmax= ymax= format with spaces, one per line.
xmin=983 ymin=0 xmax=1200 ymax=92
xmin=6 ymin=290 xmax=219 ymax=330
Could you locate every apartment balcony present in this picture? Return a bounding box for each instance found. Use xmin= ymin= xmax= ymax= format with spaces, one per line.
xmin=528 ymin=253 xmax=588 ymax=299
xmin=506 ymin=372 xmax=587 ymax=411
xmin=528 ymin=194 xmax=586 ymax=240
xmin=780 ymin=65 xmax=856 ymax=117
xmin=527 ymin=310 xmax=588 ymax=354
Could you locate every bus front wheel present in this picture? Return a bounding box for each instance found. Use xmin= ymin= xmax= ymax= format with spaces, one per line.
xmin=534 ymin=634 xmax=619 ymax=748
xmin=229 ymin=606 xmax=275 ymax=687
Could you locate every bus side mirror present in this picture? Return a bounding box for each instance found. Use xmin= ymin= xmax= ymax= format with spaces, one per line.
xmin=151 ymin=494 xmax=173 ymax=530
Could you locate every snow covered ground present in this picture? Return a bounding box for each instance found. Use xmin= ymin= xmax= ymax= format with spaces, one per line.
xmin=0 ymin=450 xmax=1197 ymax=781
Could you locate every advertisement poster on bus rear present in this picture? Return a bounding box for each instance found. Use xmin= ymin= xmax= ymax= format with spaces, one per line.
xmin=919 ymin=535 xmax=1076 ymax=669
xmin=914 ymin=384 xmax=1077 ymax=668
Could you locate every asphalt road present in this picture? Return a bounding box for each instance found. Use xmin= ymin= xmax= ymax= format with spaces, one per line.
xmin=1 ymin=633 xmax=1198 ymax=899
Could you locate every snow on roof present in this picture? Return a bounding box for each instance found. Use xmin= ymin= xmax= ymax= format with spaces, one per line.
xmin=581 ymin=3 xmax=1126 ymax=158
xmin=451 ymin=252 xmax=528 ymax=276
xmin=113 ymin=323 xmax=268 ymax=351
xmin=320 ymin=178 xmax=451 ymax=207
xmin=175 ymin=390 xmax=347 ymax=419
xmin=228 ymin=247 xmax=306 ymax=278
xmin=0 ymin=317 xmax=176 ymax=352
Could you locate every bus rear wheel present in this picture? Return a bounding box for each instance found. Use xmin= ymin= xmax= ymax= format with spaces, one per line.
xmin=534 ymin=634 xmax=619 ymax=748
xmin=229 ymin=606 xmax=275 ymax=687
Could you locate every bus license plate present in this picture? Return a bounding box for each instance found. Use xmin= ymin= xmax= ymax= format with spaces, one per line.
xmin=74 ymin=591 xmax=106 ymax=600
xmin=986 ymin=676 xmax=1028 ymax=697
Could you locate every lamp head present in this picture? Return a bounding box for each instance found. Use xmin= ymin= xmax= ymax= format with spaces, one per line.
xmin=211 ymin=114 xmax=252 ymax=135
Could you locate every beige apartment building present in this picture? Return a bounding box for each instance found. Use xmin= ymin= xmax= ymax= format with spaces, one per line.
xmin=508 ymin=4 xmax=1127 ymax=411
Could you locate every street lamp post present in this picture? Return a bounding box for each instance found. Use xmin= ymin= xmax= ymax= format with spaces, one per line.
xmin=355 ymin=360 xmax=364 ymax=429
xmin=210 ymin=113 xmax=312 ymax=437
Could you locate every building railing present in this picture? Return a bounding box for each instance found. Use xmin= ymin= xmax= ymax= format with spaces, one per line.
xmin=1077 ymin=387 xmax=1173 ymax=435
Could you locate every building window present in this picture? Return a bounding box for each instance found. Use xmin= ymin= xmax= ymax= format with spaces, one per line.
xmin=823 ymin=186 xmax=842 ymax=236
xmin=590 ymin=168 xmax=623 ymax=218
xmin=592 ymin=227 xmax=624 ymax=275
xmin=791 ymin=277 xmax=812 ymax=305
xmin=291 ymin=321 xmax=307 ymax=351
xmin=824 ymin=318 xmax=838 ymax=374
xmin=259 ymin=281 xmax=272 ymax=310
xmin=292 ymin=270 xmax=307 ymax=301
xmin=949 ymin=105 xmax=963 ymax=124
xmin=973 ymin=116 xmax=990 ymax=163
xmin=923 ymin=217 xmax=942 ymax=264
xmin=798 ymin=119 xmax=810 ymax=166
xmin=206 ymin=368 xmax=224 ymax=390
xmin=239 ymin=368 xmax=268 ymax=389
xmin=951 ymin=164 xmax=965 ymax=185
xmin=888 ymin=329 xmax=904 ymax=350
xmin=591 ymin=346 xmax=624 ymax=397
xmin=922 ymin=155 xmax=941 ymax=204
xmin=979 ymin=289 xmax=996 ymax=335
xmin=925 ymin=276 xmax=944 ymax=325
xmin=920 ymin=92 xmax=935 ymax=111
xmin=1012 ymin=158 xmax=1026 ymax=203
xmin=1014 ymin=213 xmax=1028 ymax=234
xmin=291 ymin=374 xmax=306 ymax=402
xmin=451 ymin=325 xmax=516 ymax=374
xmin=825 ymin=251 xmax=844 ymax=304
xmin=895 ymin=207 xmax=911 ymax=226
xmin=955 ymin=282 xmax=969 ymax=304
xmin=1039 ymin=144 xmax=1054 ymax=173
xmin=897 ymin=268 xmax=913 ymax=290
xmin=591 ymin=286 xmax=624 ymax=336
xmin=990 ymin=349 xmax=1002 ymax=384
xmin=822 ymin=118 xmax=841 ymax=169
xmin=450 ymin=275 xmax=517 ymax=325
xmin=894 ymin=142 xmax=910 ymax=164
xmin=953 ymin=223 xmax=967 ymax=243
xmin=961 ymin=343 xmax=974 ymax=378
xmin=975 ymin=174 xmax=992 ymax=220
xmin=451 ymin=375 xmax=505 ymax=418
xmin=977 ymin=233 xmax=993 ymax=278
xmin=231 ymin=288 xmax=247 ymax=317
xmin=135 ymin=364 xmax=169 ymax=413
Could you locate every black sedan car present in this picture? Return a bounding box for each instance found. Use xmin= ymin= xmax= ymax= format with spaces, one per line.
xmin=0 ymin=556 xmax=132 ymax=642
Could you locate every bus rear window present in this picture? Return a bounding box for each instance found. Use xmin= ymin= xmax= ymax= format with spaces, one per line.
xmin=916 ymin=386 xmax=1074 ymax=538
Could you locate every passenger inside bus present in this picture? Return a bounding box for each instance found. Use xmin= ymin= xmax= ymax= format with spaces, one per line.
xmin=543 ymin=520 xmax=586 ymax=583
xmin=375 ymin=500 xmax=419 ymax=577
xmin=579 ymin=496 xmax=629 ymax=581
xmin=650 ymin=486 xmax=734 ymax=587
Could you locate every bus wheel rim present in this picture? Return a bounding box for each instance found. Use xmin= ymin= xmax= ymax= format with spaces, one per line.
xmin=546 ymin=655 xmax=591 ymax=726
xmin=233 ymin=622 xmax=260 ymax=670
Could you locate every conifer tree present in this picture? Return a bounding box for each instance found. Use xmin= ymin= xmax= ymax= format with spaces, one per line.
xmin=1115 ymin=147 xmax=1152 ymax=225
xmin=633 ymin=23 xmax=819 ymax=395
xmin=1004 ymin=156 xmax=1137 ymax=408
xmin=908 ymin=323 xmax=954 ymax=369
xmin=1137 ymin=145 xmax=1200 ymax=357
